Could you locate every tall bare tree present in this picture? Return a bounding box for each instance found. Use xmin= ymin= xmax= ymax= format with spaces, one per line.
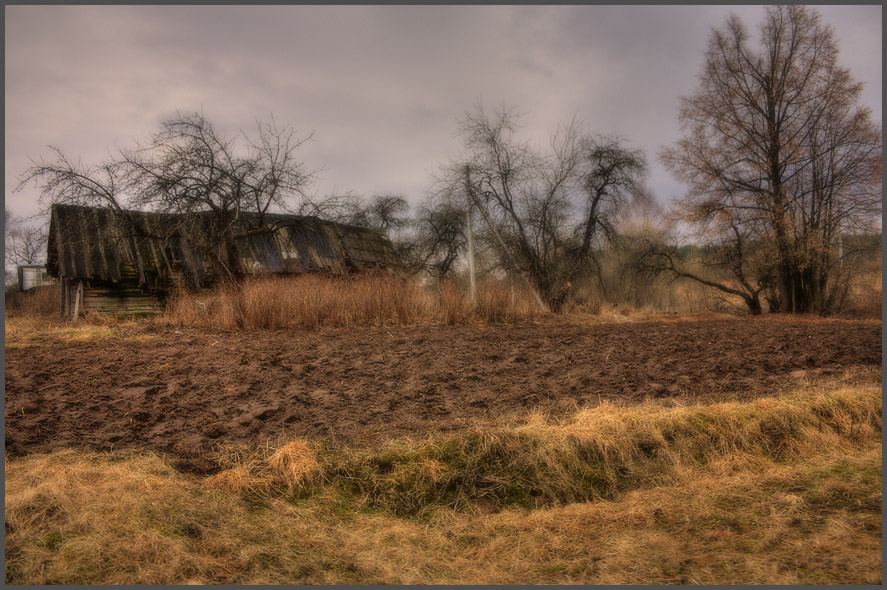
xmin=5 ymin=213 xmax=48 ymax=267
xmin=442 ymin=104 xmax=647 ymax=310
xmin=18 ymin=112 xmax=317 ymax=282
xmin=660 ymin=6 xmax=881 ymax=314
xmin=123 ymin=113 xmax=316 ymax=280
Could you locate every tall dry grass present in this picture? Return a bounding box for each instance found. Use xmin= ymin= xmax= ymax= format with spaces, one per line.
xmin=5 ymin=372 xmax=881 ymax=584
xmin=841 ymin=260 xmax=882 ymax=318
xmin=166 ymin=273 xmax=541 ymax=330
xmin=5 ymin=285 xmax=59 ymax=316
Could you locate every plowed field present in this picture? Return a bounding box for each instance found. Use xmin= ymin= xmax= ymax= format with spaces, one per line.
xmin=5 ymin=316 xmax=880 ymax=469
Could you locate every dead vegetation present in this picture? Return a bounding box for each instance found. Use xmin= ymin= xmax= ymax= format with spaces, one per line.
xmin=165 ymin=273 xmax=540 ymax=329
xmin=199 ymin=368 xmax=882 ymax=516
xmin=4 ymin=285 xmax=58 ymax=316
xmin=5 ymin=371 xmax=881 ymax=584
xmin=4 ymin=260 xmax=879 ymax=329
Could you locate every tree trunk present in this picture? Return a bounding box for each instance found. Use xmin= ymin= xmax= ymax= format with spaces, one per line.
xmin=538 ymin=277 xmax=571 ymax=313
xmin=745 ymin=293 xmax=763 ymax=315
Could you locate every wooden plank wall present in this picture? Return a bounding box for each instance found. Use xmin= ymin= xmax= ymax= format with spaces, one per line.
xmin=61 ymin=263 xmax=165 ymax=318
xmin=81 ymin=285 xmax=164 ymax=316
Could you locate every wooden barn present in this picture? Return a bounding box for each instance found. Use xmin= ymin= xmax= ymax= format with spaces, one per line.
xmin=47 ymin=204 xmax=401 ymax=319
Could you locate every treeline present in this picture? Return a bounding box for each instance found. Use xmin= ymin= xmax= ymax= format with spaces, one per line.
xmin=326 ymin=189 xmax=880 ymax=316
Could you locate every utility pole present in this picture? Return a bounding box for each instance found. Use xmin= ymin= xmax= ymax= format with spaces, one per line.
xmin=464 ymin=165 xmax=477 ymax=303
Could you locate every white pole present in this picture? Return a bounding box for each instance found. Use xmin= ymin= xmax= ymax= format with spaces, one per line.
xmin=465 ymin=165 xmax=477 ymax=303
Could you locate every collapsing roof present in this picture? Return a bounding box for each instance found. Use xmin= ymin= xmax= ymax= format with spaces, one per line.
xmin=47 ymin=204 xmax=401 ymax=290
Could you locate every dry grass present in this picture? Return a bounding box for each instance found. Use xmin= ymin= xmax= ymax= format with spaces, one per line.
xmin=4 ymin=314 xmax=164 ymax=350
xmin=841 ymin=263 xmax=882 ymax=318
xmin=5 ymin=285 xmax=59 ymax=316
xmin=204 ymin=439 xmax=320 ymax=499
xmin=165 ymin=273 xmax=540 ymax=330
xmin=284 ymin=368 xmax=881 ymax=516
xmin=267 ymin=440 xmax=319 ymax=488
xmin=6 ymin=370 xmax=881 ymax=584
xmin=165 ymin=273 xmax=432 ymax=330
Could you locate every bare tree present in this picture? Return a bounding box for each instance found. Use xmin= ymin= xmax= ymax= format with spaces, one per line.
xmin=441 ymin=104 xmax=647 ymax=311
xmin=358 ymin=195 xmax=410 ymax=232
xmin=17 ymin=146 xmax=126 ymax=212
xmin=660 ymin=6 xmax=882 ymax=314
xmin=123 ymin=113 xmax=316 ymax=280
xmin=18 ymin=112 xmax=317 ymax=283
xmin=573 ymin=135 xmax=648 ymax=263
xmin=640 ymin=205 xmax=773 ymax=315
xmin=338 ymin=193 xmax=410 ymax=238
xmin=5 ymin=213 xmax=47 ymax=267
xmin=409 ymin=193 xmax=468 ymax=279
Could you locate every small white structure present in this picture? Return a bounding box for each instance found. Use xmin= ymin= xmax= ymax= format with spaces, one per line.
xmin=17 ymin=264 xmax=54 ymax=292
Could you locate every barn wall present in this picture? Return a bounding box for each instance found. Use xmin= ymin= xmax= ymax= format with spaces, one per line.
xmin=60 ymin=265 xmax=164 ymax=319
xmin=81 ymin=284 xmax=165 ymax=316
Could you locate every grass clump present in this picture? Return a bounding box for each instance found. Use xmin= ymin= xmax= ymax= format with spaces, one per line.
xmin=204 ymin=439 xmax=320 ymax=500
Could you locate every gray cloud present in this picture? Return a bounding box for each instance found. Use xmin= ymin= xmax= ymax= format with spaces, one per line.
xmin=6 ymin=5 xmax=881 ymax=221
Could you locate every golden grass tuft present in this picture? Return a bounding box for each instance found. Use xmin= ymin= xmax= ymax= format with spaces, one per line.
xmin=267 ymin=439 xmax=319 ymax=488
xmin=204 ymin=467 xmax=271 ymax=498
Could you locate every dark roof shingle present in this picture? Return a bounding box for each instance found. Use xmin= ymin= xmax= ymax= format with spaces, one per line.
xmin=47 ymin=204 xmax=400 ymax=287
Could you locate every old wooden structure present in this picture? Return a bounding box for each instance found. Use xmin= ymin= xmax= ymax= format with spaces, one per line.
xmin=47 ymin=204 xmax=401 ymax=319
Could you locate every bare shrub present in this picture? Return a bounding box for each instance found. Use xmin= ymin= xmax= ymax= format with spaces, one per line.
xmin=840 ymin=262 xmax=882 ymax=318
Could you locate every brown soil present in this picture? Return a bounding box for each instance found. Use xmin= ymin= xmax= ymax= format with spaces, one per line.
xmin=5 ymin=316 xmax=881 ymax=468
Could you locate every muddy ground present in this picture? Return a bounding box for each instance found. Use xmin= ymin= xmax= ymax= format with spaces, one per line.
xmin=5 ymin=316 xmax=881 ymax=468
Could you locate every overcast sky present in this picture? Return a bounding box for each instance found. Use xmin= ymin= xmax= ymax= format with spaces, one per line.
xmin=5 ymin=5 xmax=882 ymax=224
